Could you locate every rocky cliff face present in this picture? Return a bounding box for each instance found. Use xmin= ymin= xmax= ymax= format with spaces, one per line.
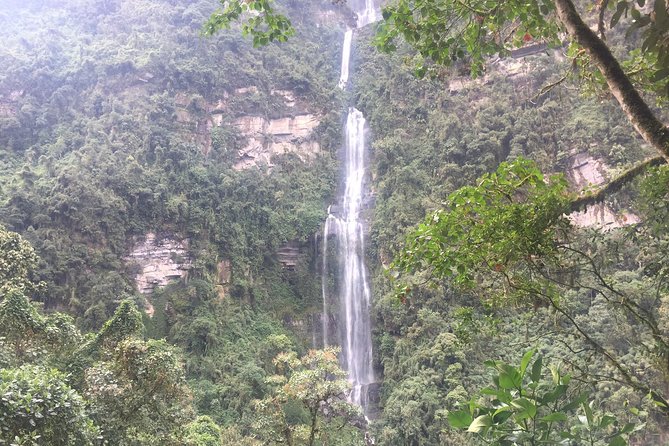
xmin=277 ymin=240 xmax=301 ymax=270
xmin=567 ymin=152 xmax=640 ymax=228
xmin=175 ymin=86 xmax=322 ymax=169
xmin=231 ymin=113 xmax=321 ymax=170
xmin=125 ymin=232 xmax=192 ymax=295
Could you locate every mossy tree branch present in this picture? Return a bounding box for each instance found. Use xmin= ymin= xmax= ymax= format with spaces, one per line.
xmin=569 ymin=155 xmax=667 ymax=213
xmin=554 ymin=0 xmax=669 ymax=161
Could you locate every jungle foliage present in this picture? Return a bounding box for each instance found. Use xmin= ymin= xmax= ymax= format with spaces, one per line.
xmin=0 ymin=0 xmax=360 ymax=443
xmin=3 ymin=0 xmax=669 ymax=444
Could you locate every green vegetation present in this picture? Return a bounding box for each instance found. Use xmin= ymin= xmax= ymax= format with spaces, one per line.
xmin=0 ymin=366 xmax=98 ymax=445
xmin=3 ymin=0 xmax=669 ymax=444
xmin=0 ymin=225 xmax=359 ymax=444
xmin=448 ymin=350 xmax=641 ymax=444
xmin=0 ymin=0 xmax=354 ymax=443
xmin=344 ymin=10 xmax=668 ymax=443
xmin=252 ymin=347 xmax=363 ymax=446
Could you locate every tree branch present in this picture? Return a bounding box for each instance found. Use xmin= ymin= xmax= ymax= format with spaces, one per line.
xmin=569 ymin=156 xmax=667 ymax=213
xmin=553 ymin=0 xmax=669 ymax=160
xmin=597 ymin=0 xmax=610 ymax=40
xmin=509 ymin=274 xmax=669 ymax=416
xmin=529 ymin=64 xmax=574 ymax=104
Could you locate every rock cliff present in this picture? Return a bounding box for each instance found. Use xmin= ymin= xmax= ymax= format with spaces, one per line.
xmin=125 ymin=232 xmax=192 ymax=295
xmin=175 ymin=86 xmax=322 ymax=169
xmin=567 ymin=152 xmax=640 ymax=228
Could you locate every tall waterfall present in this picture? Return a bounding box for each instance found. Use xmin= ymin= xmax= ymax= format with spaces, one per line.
xmin=321 ymin=4 xmax=379 ymax=413
xmin=339 ymin=108 xmax=375 ymax=409
xmin=338 ymin=29 xmax=353 ymax=89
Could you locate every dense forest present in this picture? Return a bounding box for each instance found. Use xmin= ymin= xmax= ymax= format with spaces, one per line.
xmin=1 ymin=0 xmax=669 ymax=444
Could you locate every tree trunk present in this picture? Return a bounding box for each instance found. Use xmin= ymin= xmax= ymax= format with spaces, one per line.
xmin=308 ymin=408 xmax=318 ymax=446
xmin=554 ymin=0 xmax=669 ymax=161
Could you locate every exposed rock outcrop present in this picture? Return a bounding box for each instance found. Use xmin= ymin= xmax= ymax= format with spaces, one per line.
xmin=567 ymin=152 xmax=640 ymax=228
xmin=125 ymin=232 xmax=192 ymax=295
xmin=216 ymin=259 xmax=232 ymax=299
xmin=232 ymin=114 xmax=321 ymax=170
xmin=277 ymin=240 xmax=301 ymax=270
xmin=569 ymin=152 xmax=606 ymax=186
xmin=174 ymin=87 xmax=321 ymax=168
xmin=271 ymin=89 xmax=296 ymax=107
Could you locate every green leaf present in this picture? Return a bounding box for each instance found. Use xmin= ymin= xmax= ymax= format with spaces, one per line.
xmin=609 ymin=436 xmax=627 ymax=446
xmin=497 ymin=364 xmax=522 ymax=390
xmin=542 ymin=384 xmax=568 ymax=404
xmin=511 ymin=398 xmax=537 ymax=420
xmin=481 ymin=387 xmax=513 ymax=403
xmin=582 ymin=401 xmax=594 ymax=427
xmin=652 ymin=69 xmax=669 ymax=82
xmin=447 ymin=410 xmax=473 ymax=429
xmin=467 ymin=415 xmax=493 ymax=433
xmin=519 ymin=349 xmax=535 ymax=378
xmin=600 ymin=414 xmax=616 ymax=429
xmin=550 ymin=365 xmax=560 ymax=385
xmin=618 ymin=423 xmax=636 ymax=434
xmin=561 ymin=392 xmax=589 ymax=412
xmin=493 ymin=405 xmax=513 ymax=418
xmin=531 ymin=356 xmax=543 ymax=383
xmin=540 ymin=412 xmax=567 ymax=422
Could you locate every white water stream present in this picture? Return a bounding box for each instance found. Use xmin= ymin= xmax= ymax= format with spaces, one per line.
xmin=338 ymin=29 xmax=353 ymax=89
xmin=321 ymin=1 xmax=380 ymax=414
xmin=357 ymin=0 xmax=378 ymax=27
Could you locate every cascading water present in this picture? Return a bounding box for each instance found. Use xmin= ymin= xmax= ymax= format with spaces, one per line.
xmin=357 ymin=0 xmax=378 ymax=27
xmin=339 ymin=108 xmax=375 ymax=409
xmin=338 ymin=29 xmax=353 ymax=89
xmin=321 ymin=1 xmax=379 ymax=414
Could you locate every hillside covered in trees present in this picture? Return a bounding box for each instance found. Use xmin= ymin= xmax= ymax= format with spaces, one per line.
xmin=1 ymin=0 xmax=669 ymax=444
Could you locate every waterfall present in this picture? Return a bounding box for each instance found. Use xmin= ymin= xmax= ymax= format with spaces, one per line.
xmin=339 ymin=107 xmax=375 ymax=409
xmin=357 ymin=0 xmax=378 ymax=27
xmin=321 ymin=109 xmax=375 ymax=410
xmin=321 ymin=213 xmax=335 ymax=348
xmin=338 ymin=29 xmax=353 ymax=89
xmin=321 ymin=5 xmax=380 ymax=413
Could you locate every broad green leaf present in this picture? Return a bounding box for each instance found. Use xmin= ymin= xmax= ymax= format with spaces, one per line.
xmin=612 ymin=0 xmax=629 ymax=27
xmin=519 ymin=349 xmax=535 ymax=378
xmin=447 ymin=410 xmax=473 ymax=429
xmin=618 ymin=423 xmax=636 ymax=435
xmin=600 ymin=414 xmax=616 ymax=429
xmin=561 ymin=392 xmax=590 ymax=412
xmin=531 ymin=356 xmax=542 ymax=383
xmin=498 ymin=364 xmax=522 ymax=390
xmin=542 ymin=384 xmax=568 ymax=404
xmin=511 ymin=398 xmax=537 ymax=420
xmin=652 ymin=69 xmax=669 ymax=82
xmin=609 ymin=436 xmax=626 ymax=446
xmin=467 ymin=415 xmax=493 ymax=433
xmin=493 ymin=405 xmax=513 ymax=418
xmin=582 ymin=401 xmax=594 ymax=427
xmin=540 ymin=412 xmax=568 ymax=422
